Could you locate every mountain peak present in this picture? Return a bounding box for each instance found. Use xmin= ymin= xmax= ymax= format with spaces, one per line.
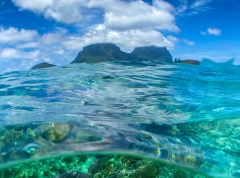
xmin=71 ymin=43 xmax=138 ymax=63
xmin=71 ymin=43 xmax=172 ymax=64
xmin=131 ymin=46 xmax=172 ymax=62
xmin=32 ymin=43 xmax=174 ymax=69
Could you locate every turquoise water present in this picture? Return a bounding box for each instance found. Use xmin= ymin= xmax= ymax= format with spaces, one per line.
xmin=0 ymin=59 xmax=240 ymax=177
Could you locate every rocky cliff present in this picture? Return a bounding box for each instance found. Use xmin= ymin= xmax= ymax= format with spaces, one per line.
xmin=71 ymin=43 xmax=141 ymax=64
xmin=131 ymin=46 xmax=172 ymax=63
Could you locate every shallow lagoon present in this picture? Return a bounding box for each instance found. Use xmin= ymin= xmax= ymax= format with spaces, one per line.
xmin=0 ymin=59 xmax=240 ymax=177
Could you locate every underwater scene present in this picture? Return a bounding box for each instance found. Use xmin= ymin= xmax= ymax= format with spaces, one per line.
xmin=0 ymin=59 xmax=240 ymax=177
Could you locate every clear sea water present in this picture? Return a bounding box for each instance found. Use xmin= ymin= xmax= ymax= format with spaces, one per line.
xmin=0 ymin=59 xmax=240 ymax=177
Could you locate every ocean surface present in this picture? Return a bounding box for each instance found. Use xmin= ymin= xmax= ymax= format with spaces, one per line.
xmin=0 ymin=59 xmax=240 ymax=177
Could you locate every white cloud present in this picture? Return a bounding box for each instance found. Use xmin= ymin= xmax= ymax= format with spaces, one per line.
xmin=176 ymin=0 xmax=188 ymax=14
xmin=44 ymin=0 xmax=86 ymax=24
xmin=167 ymin=35 xmax=178 ymax=43
xmin=54 ymin=48 xmax=65 ymax=55
xmin=200 ymin=31 xmax=207 ymax=35
xmin=207 ymin=28 xmax=221 ymax=36
xmin=12 ymin=0 xmax=53 ymax=12
xmin=177 ymin=5 xmax=187 ymax=14
xmin=182 ymin=39 xmax=195 ymax=45
xmin=21 ymin=58 xmax=40 ymax=69
xmin=62 ymin=24 xmax=175 ymax=53
xmin=190 ymin=0 xmax=211 ymax=9
xmin=89 ymin=0 xmax=179 ymax=32
xmin=54 ymin=27 xmax=68 ymax=34
xmin=41 ymin=33 xmax=61 ymax=44
xmin=177 ymin=0 xmax=213 ymax=15
xmin=43 ymin=58 xmax=54 ymax=63
xmin=12 ymin=0 xmax=179 ymax=32
xmin=0 ymin=27 xmax=38 ymax=44
xmin=0 ymin=48 xmax=40 ymax=60
xmin=12 ymin=0 xmax=87 ymax=24
xmin=17 ymin=42 xmax=39 ymax=48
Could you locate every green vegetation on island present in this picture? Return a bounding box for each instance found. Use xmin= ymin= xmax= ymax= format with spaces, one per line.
xmin=179 ymin=60 xmax=200 ymax=65
xmin=31 ymin=62 xmax=56 ymax=70
xmin=131 ymin=46 xmax=172 ymax=63
xmin=71 ymin=43 xmax=142 ymax=64
xmin=31 ymin=43 xmax=175 ymax=70
xmin=31 ymin=43 xmax=201 ymax=70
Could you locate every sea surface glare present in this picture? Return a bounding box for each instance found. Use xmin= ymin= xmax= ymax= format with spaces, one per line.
xmin=0 ymin=59 xmax=240 ymax=177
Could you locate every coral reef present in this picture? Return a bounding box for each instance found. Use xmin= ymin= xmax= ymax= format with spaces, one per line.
xmin=132 ymin=163 xmax=158 ymax=178
xmin=36 ymin=123 xmax=70 ymax=142
xmin=0 ymin=154 xmax=210 ymax=178
xmin=55 ymin=171 xmax=91 ymax=178
xmin=173 ymin=170 xmax=187 ymax=178
xmin=88 ymin=158 xmax=103 ymax=174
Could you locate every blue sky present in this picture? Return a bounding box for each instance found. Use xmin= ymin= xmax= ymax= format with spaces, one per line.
xmin=0 ymin=0 xmax=239 ymax=74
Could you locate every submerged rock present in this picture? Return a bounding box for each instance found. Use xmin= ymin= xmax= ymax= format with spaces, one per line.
xmin=77 ymin=172 xmax=91 ymax=178
xmin=35 ymin=122 xmax=71 ymax=142
xmin=102 ymin=76 xmax=115 ymax=79
xmin=88 ymin=158 xmax=103 ymax=174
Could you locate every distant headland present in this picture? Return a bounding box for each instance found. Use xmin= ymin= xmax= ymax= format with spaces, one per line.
xmin=31 ymin=62 xmax=56 ymax=70
xmin=31 ymin=43 xmax=200 ymax=70
xmin=174 ymin=58 xmax=200 ymax=65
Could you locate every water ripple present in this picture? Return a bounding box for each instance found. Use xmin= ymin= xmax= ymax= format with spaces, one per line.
xmin=0 ymin=59 xmax=239 ymax=177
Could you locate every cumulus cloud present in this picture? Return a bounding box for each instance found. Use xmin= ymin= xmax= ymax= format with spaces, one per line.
xmin=12 ymin=0 xmax=53 ymax=12
xmin=0 ymin=48 xmax=40 ymax=60
xmin=44 ymin=0 xmax=86 ymax=24
xmin=200 ymin=31 xmax=207 ymax=35
xmin=0 ymin=27 xmax=38 ymax=44
xmin=89 ymin=0 xmax=179 ymax=32
xmin=207 ymin=28 xmax=221 ymax=36
xmin=62 ymin=24 xmax=175 ymax=53
xmin=12 ymin=0 xmax=86 ymax=24
xmin=12 ymin=0 xmax=179 ymax=32
xmin=182 ymin=39 xmax=195 ymax=45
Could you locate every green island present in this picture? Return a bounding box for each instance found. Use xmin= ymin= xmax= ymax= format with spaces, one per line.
xmin=31 ymin=43 xmax=200 ymax=70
